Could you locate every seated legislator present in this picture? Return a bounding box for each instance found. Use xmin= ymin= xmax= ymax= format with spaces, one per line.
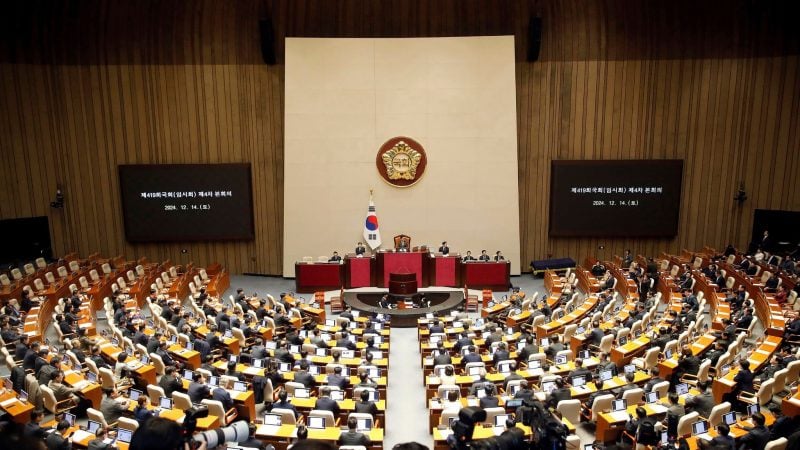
xmin=478 ymin=250 xmax=491 ymax=261
xmin=438 ymin=241 xmax=450 ymax=255
xmin=397 ymin=238 xmax=409 ymax=252
xmin=338 ymin=417 xmax=372 ymax=446
xmin=355 ymin=242 xmax=367 ymax=255
xmin=462 ymin=251 xmax=476 ymax=262
xmin=329 ymin=251 xmax=342 ymax=262
xmin=494 ymin=251 xmax=505 ymax=261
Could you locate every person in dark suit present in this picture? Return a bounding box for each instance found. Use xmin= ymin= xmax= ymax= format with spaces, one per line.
xmin=354 ymin=389 xmax=379 ymax=417
xmin=326 ymin=366 xmax=350 ymax=390
xmin=24 ymin=409 xmax=50 ymax=439
xmin=314 ymin=387 xmax=341 ymax=417
xmin=328 ymin=251 xmax=342 ymax=262
xmin=438 ymin=242 xmax=449 ymax=255
xmin=736 ymin=308 xmax=754 ymax=331
xmin=454 ymin=332 xmax=473 ymax=353
xmin=545 ymin=335 xmax=566 ymax=359
xmin=239 ymin=424 xmax=269 ymax=450
xmin=133 ymin=396 xmax=155 ymax=427
xmin=513 ymin=380 xmax=535 ymax=402
xmin=46 ymin=421 xmax=72 ymax=450
xmin=271 ymin=390 xmax=298 ymax=418
xmin=355 ymin=243 xmax=366 ymax=256
xmin=724 ymin=359 xmax=754 ymax=413
xmin=293 ymin=360 xmax=317 ymax=388
xmin=494 ymin=251 xmax=505 ymax=261
xmin=462 ymin=346 xmax=482 ymax=365
xmin=337 ymin=417 xmax=371 ymax=446
xmin=492 ymin=342 xmax=511 ymax=365
xmin=397 ymin=238 xmax=409 ymax=252
xmin=462 ymin=251 xmax=476 ymax=262
xmin=673 ymin=345 xmax=700 ymax=384
xmin=159 ymin=366 xmax=182 ymax=398
xmin=699 ymin=423 xmax=735 ymax=450
xmin=479 ymin=385 xmax=500 ymax=408
xmin=212 ymin=386 xmax=234 ymax=411
xmin=569 ymin=358 xmax=592 ymax=381
xmin=433 ymin=345 xmax=452 ymax=366
xmin=738 ymin=412 xmax=770 ymax=450
xmin=478 ymin=250 xmax=491 ymax=261
xmin=87 ymin=426 xmax=116 ymax=450
xmin=546 ymin=378 xmax=572 ymax=408
xmin=187 ymin=372 xmax=211 ymax=403
xmin=588 ymin=321 xmax=605 ymax=346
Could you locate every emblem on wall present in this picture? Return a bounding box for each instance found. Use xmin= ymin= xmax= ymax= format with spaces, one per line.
xmin=376 ymin=136 xmax=427 ymax=187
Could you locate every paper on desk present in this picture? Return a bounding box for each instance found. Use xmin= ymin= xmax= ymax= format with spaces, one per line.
xmin=71 ymin=430 xmax=93 ymax=442
xmin=0 ymin=398 xmax=18 ymax=408
xmin=608 ymin=411 xmax=631 ymax=422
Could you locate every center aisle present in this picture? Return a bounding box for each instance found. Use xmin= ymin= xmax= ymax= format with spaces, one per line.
xmin=385 ymin=327 xmax=433 ymax=449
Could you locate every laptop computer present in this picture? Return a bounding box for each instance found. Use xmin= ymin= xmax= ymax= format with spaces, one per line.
xmin=623 ymin=364 xmax=636 ymax=375
xmin=315 ymin=348 xmax=328 ymax=357
xmin=265 ymin=341 xmax=277 ymax=350
xmin=505 ymin=398 xmax=523 ymax=409
xmin=365 ymin=390 xmax=379 ymax=401
xmin=528 ymin=359 xmax=542 ymax=369
xmin=542 ymin=381 xmax=556 ymax=394
xmin=494 ymin=414 xmax=511 ymax=428
xmin=555 ymin=355 xmax=567 ymax=365
xmin=330 ymin=390 xmax=345 ymax=401
xmin=572 ymin=376 xmax=586 ymax=388
xmin=263 ymin=413 xmax=282 ymax=427
xmin=18 ymin=390 xmax=28 ymax=403
xmin=660 ymin=431 xmax=669 ymax=445
xmin=140 ymin=354 xmax=149 ymax=365
xmin=599 ymin=369 xmax=613 ymax=382
xmin=278 ymin=363 xmax=292 ymax=373
xmin=185 ymin=342 xmax=194 ymax=351
xmin=719 ymin=364 xmax=731 ymax=377
xmin=325 ymin=319 xmax=336 ymax=327
xmin=578 ymin=350 xmax=590 ymax=359
xmin=233 ymin=381 xmax=248 ymax=392
xmin=618 ymin=336 xmax=628 ymax=346
xmin=468 ymin=366 xmax=482 ymax=376
xmin=746 ymin=404 xmax=760 ymax=416
xmin=87 ymin=420 xmax=102 ymax=435
xmin=498 ymin=363 xmax=512 ymax=374
xmin=645 ymin=391 xmax=659 ymax=404
xmin=294 ymin=388 xmax=310 ymax=398
xmin=116 ymin=428 xmax=134 ymax=444
xmin=86 ymin=371 xmax=98 ymax=383
xmin=129 ymin=389 xmax=142 ymax=401
xmin=159 ymin=396 xmax=173 ymax=410
xmin=307 ymin=416 xmax=326 ymax=429
xmin=209 ymin=376 xmax=220 ymax=388
xmin=184 ymin=369 xmax=194 ymax=380
xmin=722 ymin=412 xmax=737 ymax=426
xmin=612 ymin=399 xmax=627 ymax=412
xmin=229 ymin=355 xmax=238 ymax=364
xmin=253 ymin=359 xmax=265 ymax=369
xmin=341 ymin=350 xmax=355 ymax=358
xmin=675 ymin=383 xmax=689 ymax=396
xmin=356 ymin=418 xmax=373 ymax=432
xmin=541 ymin=338 xmax=550 ymax=347
xmin=289 ymin=345 xmax=300 ymax=354
xmin=691 ymin=421 xmax=709 ymax=436
xmin=63 ymin=412 xmax=76 ymax=426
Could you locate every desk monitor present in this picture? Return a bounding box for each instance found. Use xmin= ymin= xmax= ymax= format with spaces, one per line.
xmin=623 ymin=364 xmax=636 ymax=375
xmin=373 ymin=336 xmax=383 ymax=344
xmin=253 ymin=359 xmax=264 ymax=369
xmin=116 ymin=428 xmax=134 ymax=444
xmin=542 ymin=381 xmax=556 ymax=393
xmin=224 ymin=330 xmax=233 ymax=339
xmin=576 ymin=327 xmax=586 ymax=335
xmin=468 ymin=366 xmax=482 ymax=376
xmin=86 ymin=371 xmax=97 ymax=383
xmin=618 ymin=336 xmax=628 ymax=346
xmin=111 ymin=338 xmax=120 ymax=347
xmin=578 ymin=350 xmax=590 ymax=360
xmin=209 ymin=376 xmax=219 ymax=387
xmin=159 ymin=396 xmax=173 ymax=410
xmin=356 ymin=418 xmax=373 ymax=431
xmin=265 ymin=341 xmax=277 ymax=350
xmin=185 ymin=342 xmax=193 ymax=352
xmin=675 ymin=383 xmax=689 ymax=396
xmin=307 ymin=416 xmax=325 ymax=429
xmin=528 ymin=360 xmax=542 ymax=370
xmin=366 ymin=367 xmax=381 ymax=378
xmin=645 ymin=392 xmax=659 ymax=404
xmin=308 ymin=365 xmax=321 ymax=376
xmin=664 ymin=349 xmax=673 ymax=359
xmin=498 ymin=363 xmax=512 ymax=374
xmin=425 ymin=313 xmax=434 ymax=319
xmin=599 ymin=369 xmax=613 ymax=382
xmin=294 ymin=388 xmax=310 ymax=398
xmin=87 ymin=420 xmax=102 ymax=435
xmin=612 ymin=399 xmax=626 ymax=412
xmin=263 ymin=413 xmax=282 ymax=426
xmin=719 ymin=364 xmax=731 ymax=377
xmin=298 ymin=330 xmax=309 ymax=338
xmin=722 ymin=412 xmax=737 ymax=426
xmin=374 ymin=322 xmax=382 ymax=330
xmin=370 ymin=351 xmax=383 ymax=360
xmin=229 ymin=355 xmax=238 ymax=364
xmin=348 ymin=323 xmax=358 ymax=331
xmin=691 ymin=421 xmax=709 ymax=436
xmin=325 ymin=319 xmax=336 ymax=327
xmin=505 ymin=399 xmax=523 ymax=409
xmin=140 ymin=354 xmax=149 ymax=365
xmin=634 ymin=329 xmax=643 ymax=338
xmin=3 ymin=377 xmax=12 ymax=390
xmin=341 ymin=350 xmax=355 ymax=359
xmin=278 ymin=363 xmax=292 ymax=373
xmin=746 ymin=404 xmax=759 ymax=416
xmin=18 ymin=390 xmax=28 ymax=403
xmin=476 ymin=388 xmax=486 ymax=399
xmin=289 ymin=345 xmax=300 ymax=354
xmin=330 ymin=390 xmax=345 ymax=401
xmin=365 ymin=390 xmax=379 ymax=401
xmin=233 ymin=381 xmax=248 ymax=392
xmin=429 ymin=336 xmax=441 ymax=344
xmin=494 ymin=414 xmax=511 ymax=427
xmin=555 ymin=355 xmax=567 ymax=365
xmin=63 ymin=412 xmax=76 ymax=426
xmin=315 ymin=348 xmax=328 ymax=357
xmin=541 ymin=338 xmax=550 ymax=347
xmin=572 ymin=376 xmax=586 ymax=388
xmin=660 ymin=431 xmax=669 ymax=445
xmin=129 ymin=389 xmax=142 ymax=401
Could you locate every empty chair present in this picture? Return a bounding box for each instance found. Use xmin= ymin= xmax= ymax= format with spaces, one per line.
xmin=173 ymin=392 xmax=193 ymax=411
xmin=589 ymin=394 xmax=615 ymax=422
xmin=147 ymin=384 xmax=166 ymax=406
xmin=651 ymin=381 xmax=670 ymax=400
xmin=87 ymin=407 xmax=110 ymax=428
xmin=764 ymin=438 xmax=788 ymax=450
xmin=89 ymin=269 xmax=100 ymax=282
xmin=271 ymin=408 xmax=298 ymax=425
xmin=99 ymin=368 xmax=116 ymax=390
xmin=632 ymin=347 xmax=660 ymax=370
xmin=102 ymin=263 xmax=112 ymax=275
xmin=24 ymin=263 xmax=35 ymax=275
xmin=482 ymin=407 xmax=506 ymax=426
xmin=621 ymin=388 xmax=644 ymax=405
xmin=676 ymin=411 xmax=700 ymax=437
xmin=202 ymin=399 xmax=238 ymax=427
xmin=566 ymin=435 xmax=581 ymax=450
xmin=738 ymin=379 xmax=774 ymax=408
xmin=57 ymin=266 xmax=68 ymax=279
xmin=45 ymin=272 xmax=56 ymax=285
xmin=556 ymin=399 xmax=581 ymax=425
xmin=118 ymin=416 xmax=139 ymax=432
xmin=35 ymin=257 xmax=47 ymax=269
xmin=682 ymin=360 xmax=711 ymax=386
xmin=706 ymin=402 xmax=731 ymax=427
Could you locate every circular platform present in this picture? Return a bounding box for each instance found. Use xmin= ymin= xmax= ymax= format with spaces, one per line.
xmin=342 ymin=289 xmax=465 ymax=327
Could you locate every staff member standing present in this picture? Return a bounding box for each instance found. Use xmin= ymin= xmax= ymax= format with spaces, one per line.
xmin=438 ymin=242 xmax=449 ymax=255
xmin=355 ymin=243 xmax=366 ymax=256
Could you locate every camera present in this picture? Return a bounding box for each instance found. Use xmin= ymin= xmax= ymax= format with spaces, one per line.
xmin=184 ymin=406 xmax=248 ymax=450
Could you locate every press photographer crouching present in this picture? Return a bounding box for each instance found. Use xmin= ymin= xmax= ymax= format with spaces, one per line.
xmin=130 ymin=406 xmax=250 ymax=450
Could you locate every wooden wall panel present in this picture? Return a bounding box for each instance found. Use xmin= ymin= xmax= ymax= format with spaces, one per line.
xmin=0 ymin=0 xmax=798 ymax=274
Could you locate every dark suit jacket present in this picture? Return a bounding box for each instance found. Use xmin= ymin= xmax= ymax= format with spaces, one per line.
xmin=314 ymin=396 xmax=341 ymax=416
xmin=187 ymin=381 xmax=210 ymax=403
xmin=159 ymin=374 xmax=182 ymax=398
xmin=354 ymin=400 xmax=378 ymax=416
xmin=733 ymin=369 xmax=754 ymax=395
xmin=212 ymin=387 xmax=234 ymax=410
xmin=294 ymin=370 xmax=316 ymax=388
xmin=46 ymin=432 xmax=70 ymax=450
xmin=327 ymin=374 xmax=349 ymax=389
xmin=338 ymin=430 xmax=371 ymax=446
xmin=479 ymin=396 xmax=500 ymax=408
xmin=739 ymin=425 xmax=770 ymax=450
xmin=272 ymin=400 xmax=299 ymax=418
xmin=548 ymin=388 xmax=572 ymax=408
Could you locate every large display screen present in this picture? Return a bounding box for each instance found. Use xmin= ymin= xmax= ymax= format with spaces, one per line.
xmin=549 ymin=160 xmax=683 ymax=237
xmin=119 ymin=164 xmax=254 ymax=242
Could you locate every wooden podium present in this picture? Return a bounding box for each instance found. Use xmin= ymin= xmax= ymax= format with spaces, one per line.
xmin=389 ymin=272 xmax=417 ymax=296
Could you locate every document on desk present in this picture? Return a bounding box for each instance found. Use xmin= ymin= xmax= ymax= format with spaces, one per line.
xmin=608 ymin=411 xmax=631 ymax=422
xmin=71 ymin=430 xmax=94 ymax=443
xmin=0 ymin=398 xmax=18 ymax=408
